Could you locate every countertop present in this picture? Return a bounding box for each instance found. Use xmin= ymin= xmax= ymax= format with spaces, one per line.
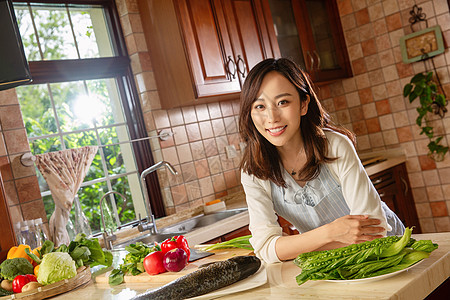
xmin=53 ymin=232 xmax=449 ymax=299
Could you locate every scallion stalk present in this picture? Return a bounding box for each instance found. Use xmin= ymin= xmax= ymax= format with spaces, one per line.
xmin=204 ymin=235 xmax=253 ymax=251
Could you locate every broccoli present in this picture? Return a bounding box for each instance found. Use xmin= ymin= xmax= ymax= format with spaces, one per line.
xmin=0 ymin=258 xmax=34 ymax=281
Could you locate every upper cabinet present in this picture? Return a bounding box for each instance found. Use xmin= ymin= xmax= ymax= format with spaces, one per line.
xmin=268 ymin=0 xmax=352 ymax=83
xmin=176 ymin=0 xmax=280 ymax=98
xmin=138 ymin=0 xmax=279 ymax=109
xmin=137 ymin=0 xmax=350 ymax=109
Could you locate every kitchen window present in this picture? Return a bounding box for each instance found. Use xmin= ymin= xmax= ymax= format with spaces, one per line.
xmin=12 ymin=0 xmax=161 ymax=236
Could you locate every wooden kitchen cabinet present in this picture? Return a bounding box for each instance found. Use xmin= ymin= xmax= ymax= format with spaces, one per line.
xmin=278 ymin=215 xmax=299 ymax=235
xmin=267 ymin=0 xmax=352 ymax=82
xmin=370 ymin=162 xmax=422 ymax=233
xmin=138 ymin=0 xmax=279 ymax=109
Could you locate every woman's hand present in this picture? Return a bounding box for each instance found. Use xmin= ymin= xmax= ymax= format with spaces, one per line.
xmin=327 ymin=215 xmax=385 ymax=245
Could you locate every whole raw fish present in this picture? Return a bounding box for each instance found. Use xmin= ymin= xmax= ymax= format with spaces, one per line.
xmin=131 ymin=255 xmax=261 ymax=300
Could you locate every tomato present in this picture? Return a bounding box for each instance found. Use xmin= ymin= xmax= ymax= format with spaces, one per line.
xmin=160 ymin=239 xmax=178 ymax=254
xmin=12 ymin=274 xmax=37 ymax=293
xmin=143 ymin=251 xmax=166 ymax=275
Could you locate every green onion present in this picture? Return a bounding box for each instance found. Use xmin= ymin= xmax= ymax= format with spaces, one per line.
xmin=203 ymin=235 xmax=253 ymax=251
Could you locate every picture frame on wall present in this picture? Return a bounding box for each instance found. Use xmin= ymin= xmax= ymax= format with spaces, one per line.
xmin=399 ymin=26 xmax=445 ymax=63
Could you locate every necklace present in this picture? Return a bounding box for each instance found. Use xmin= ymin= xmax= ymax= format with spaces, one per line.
xmin=290 ymin=148 xmax=303 ymax=176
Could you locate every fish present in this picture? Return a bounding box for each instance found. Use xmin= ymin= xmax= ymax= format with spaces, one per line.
xmin=131 ymin=255 xmax=261 ymax=300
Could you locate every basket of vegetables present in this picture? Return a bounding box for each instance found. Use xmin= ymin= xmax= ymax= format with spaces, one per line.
xmin=0 ymin=233 xmax=112 ymax=299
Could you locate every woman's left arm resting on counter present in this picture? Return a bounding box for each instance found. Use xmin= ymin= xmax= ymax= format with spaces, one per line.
xmin=325 ymin=131 xmax=391 ymax=234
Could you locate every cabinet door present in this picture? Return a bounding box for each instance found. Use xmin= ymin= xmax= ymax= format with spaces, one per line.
xmin=268 ymin=0 xmax=352 ymax=82
xmin=176 ymin=0 xmax=279 ymax=99
xmin=278 ymin=215 xmax=299 ymax=235
xmin=222 ymin=0 xmax=280 ymax=79
xmin=176 ymin=0 xmax=241 ymax=97
xmin=393 ymin=163 xmax=422 ymax=233
xmin=370 ymin=163 xmax=422 ymax=233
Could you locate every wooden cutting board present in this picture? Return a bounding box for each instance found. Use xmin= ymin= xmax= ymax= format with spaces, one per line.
xmin=94 ymin=248 xmax=254 ymax=284
xmin=0 ymin=266 xmax=91 ymax=300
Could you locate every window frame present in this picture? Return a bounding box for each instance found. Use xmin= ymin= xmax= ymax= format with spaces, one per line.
xmin=13 ymin=0 xmax=166 ymax=218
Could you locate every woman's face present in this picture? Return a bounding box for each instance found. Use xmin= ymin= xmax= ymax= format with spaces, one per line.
xmin=250 ymin=71 xmax=309 ymax=149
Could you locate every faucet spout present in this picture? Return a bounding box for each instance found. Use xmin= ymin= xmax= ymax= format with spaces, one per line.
xmin=139 ymin=161 xmax=178 ymax=233
xmin=99 ymin=191 xmax=127 ymax=250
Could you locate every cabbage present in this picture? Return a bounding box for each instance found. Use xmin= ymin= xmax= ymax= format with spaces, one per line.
xmin=37 ymin=252 xmax=77 ymax=285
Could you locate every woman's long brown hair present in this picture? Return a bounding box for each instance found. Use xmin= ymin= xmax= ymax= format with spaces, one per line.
xmin=239 ymin=58 xmax=355 ymax=187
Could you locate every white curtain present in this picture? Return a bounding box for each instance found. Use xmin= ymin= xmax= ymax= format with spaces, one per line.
xmin=35 ymin=146 xmax=98 ymax=246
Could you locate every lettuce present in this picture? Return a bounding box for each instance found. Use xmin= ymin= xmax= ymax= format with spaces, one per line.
xmin=37 ymin=252 xmax=77 ymax=285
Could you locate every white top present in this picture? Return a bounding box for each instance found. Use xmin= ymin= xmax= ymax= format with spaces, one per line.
xmin=241 ymin=130 xmax=394 ymax=263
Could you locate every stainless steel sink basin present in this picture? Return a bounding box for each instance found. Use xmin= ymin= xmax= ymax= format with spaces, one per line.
xmin=158 ymin=208 xmax=248 ymax=234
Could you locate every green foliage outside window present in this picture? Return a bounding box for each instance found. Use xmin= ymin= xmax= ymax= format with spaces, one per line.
xmin=14 ymin=3 xmax=137 ymax=234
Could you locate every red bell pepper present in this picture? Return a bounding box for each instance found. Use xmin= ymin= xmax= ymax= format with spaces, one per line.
xmin=174 ymin=235 xmax=190 ymax=261
xmin=12 ymin=274 xmax=37 ymax=293
xmin=161 ymin=235 xmax=190 ymax=261
xmin=160 ymin=239 xmax=178 ymax=254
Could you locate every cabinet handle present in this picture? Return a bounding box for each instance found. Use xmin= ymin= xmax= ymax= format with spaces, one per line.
xmin=306 ymin=51 xmax=314 ymax=72
xmin=226 ymin=56 xmax=237 ymax=79
xmin=379 ymin=192 xmax=385 ymax=198
xmin=373 ymin=178 xmax=383 ymax=185
xmin=313 ymin=50 xmax=321 ymax=69
xmin=236 ymin=55 xmax=246 ymax=78
xmin=400 ymin=177 xmax=409 ymax=195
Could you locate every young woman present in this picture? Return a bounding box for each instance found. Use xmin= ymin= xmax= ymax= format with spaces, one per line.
xmin=239 ymin=58 xmax=404 ymax=264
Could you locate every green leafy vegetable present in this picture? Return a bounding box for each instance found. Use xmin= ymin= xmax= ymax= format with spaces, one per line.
xmin=294 ymin=228 xmax=438 ymax=285
xmin=379 ymin=227 xmax=412 ymax=257
xmin=108 ymin=268 xmax=124 ymax=286
xmin=108 ymin=242 xmax=160 ymax=286
xmin=41 ymin=240 xmax=55 ymax=255
xmin=203 ymin=235 xmax=253 ymax=251
xmin=25 ymin=247 xmax=41 ymax=265
xmin=67 ymin=233 xmax=113 ymax=268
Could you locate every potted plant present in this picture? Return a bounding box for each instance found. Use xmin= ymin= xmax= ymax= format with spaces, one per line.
xmin=403 ymin=71 xmax=448 ymax=161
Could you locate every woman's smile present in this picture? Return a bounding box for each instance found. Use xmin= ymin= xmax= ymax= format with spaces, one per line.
xmin=267 ymin=125 xmax=287 ymax=136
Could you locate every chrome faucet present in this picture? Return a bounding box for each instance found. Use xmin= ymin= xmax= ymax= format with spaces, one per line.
xmin=99 ymin=191 xmax=128 ymax=250
xmin=138 ymin=161 xmax=178 ymax=234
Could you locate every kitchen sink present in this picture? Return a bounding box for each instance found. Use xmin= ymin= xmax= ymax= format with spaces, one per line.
xmin=158 ymin=207 xmax=248 ymax=234
xmin=110 ymin=207 xmax=248 ymax=250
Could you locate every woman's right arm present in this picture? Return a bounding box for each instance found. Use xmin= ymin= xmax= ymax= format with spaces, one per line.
xmin=241 ymin=170 xmax=283 ymax=263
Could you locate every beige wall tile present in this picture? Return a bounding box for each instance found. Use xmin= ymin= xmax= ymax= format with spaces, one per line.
xmin=198 ymin=177 xmax=214 ymax=197
xmin=176 ymin=144 xmax=192 ymax=164
xmin=162 ymin=146 xmax=179 ymax=165
xmin=419 ymin=217 xmax=436 ymax=233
